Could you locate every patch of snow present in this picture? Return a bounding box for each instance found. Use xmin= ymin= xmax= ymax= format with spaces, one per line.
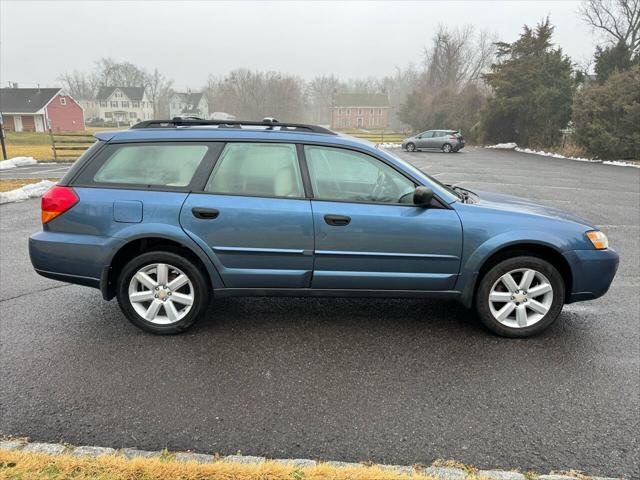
xmin=378 ymin=143 xmax=402 ymax=149
xmin=602 ymin=160 xmax=640 ymax=169
xmin=514 ymin=147 xmax=596 ymax=162
xmin=486 ymin=142 xmax=517 ymax=150
xmin=0 ymin=156 xmax=38 ymax=170
xmin=485 ymin=144 xmax=640 ymax=168
xmin=0 ymin=180 xmax=56 ymax=205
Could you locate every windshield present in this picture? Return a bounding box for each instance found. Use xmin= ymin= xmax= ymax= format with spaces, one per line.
xmin=382 ymin=149 xmax=462 ymax=202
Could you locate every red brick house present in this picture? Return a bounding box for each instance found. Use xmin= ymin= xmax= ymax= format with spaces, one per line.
xmin=331 ymin=93 xmax=391 ymax=130
xmin=0 ymin=87 xmax=85 ymax=132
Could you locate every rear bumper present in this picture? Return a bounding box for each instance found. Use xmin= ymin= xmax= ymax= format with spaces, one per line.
xmin=564 ymin=248 xmax=619 ymax=303
xmin=29 ymin=231 xmax=117 ymax=291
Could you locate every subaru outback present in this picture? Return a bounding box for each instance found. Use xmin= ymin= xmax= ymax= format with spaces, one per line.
xmin=29 ymin=119 xmax=618 ymax=337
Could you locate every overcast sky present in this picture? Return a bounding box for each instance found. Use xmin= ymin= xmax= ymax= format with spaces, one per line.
xmin=1 ymin=0 xmax=600 ymax=90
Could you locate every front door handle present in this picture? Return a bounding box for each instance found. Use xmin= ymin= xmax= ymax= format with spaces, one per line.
xmin=192 ymin=207 xmax=219 ymax=219
xmin=324 ymin=214 xmax=351 ymax=226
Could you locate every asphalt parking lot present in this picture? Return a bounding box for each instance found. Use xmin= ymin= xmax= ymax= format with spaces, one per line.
xmin=1 ymin=146 xmax=638 ymax=477
xmin=0 ymin=163 xmax=71 ymax=180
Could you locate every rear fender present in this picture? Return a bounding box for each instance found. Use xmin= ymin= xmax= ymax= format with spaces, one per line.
xmin=109 ymin=223 xmax=224 ymax=289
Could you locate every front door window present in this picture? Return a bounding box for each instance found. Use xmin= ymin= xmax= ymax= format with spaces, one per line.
xmin=304 ymin=145 xmax=414 ymax=204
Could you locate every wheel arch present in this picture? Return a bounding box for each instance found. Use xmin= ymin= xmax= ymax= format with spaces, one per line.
xmin=459 ymin=240 xmax=573 ymax=308
xmin=102 ymin=234 xmax=223 ymax=300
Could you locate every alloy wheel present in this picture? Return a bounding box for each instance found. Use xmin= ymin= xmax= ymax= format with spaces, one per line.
xmin=128 ymin=263 xmax=195 ymax=324
xmin=488 ymin=268 xmax=553 ymax=328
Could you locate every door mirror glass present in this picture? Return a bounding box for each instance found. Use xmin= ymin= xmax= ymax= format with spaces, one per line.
xmin=413 ymin=186 xmax=434 ymax=207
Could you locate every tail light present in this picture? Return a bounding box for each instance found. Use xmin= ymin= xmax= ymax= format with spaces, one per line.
xmin=41 ymin=186 xmax=79 ymax=224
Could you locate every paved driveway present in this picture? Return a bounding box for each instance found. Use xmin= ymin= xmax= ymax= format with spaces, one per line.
xmin=1 ymin=147 xmax=638 ymax=477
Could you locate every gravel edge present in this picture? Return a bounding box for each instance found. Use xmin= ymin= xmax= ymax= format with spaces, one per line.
xmin=0 ymin=439 xmax=623 ymax=479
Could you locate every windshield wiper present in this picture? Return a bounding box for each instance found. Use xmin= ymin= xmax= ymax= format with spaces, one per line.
xmin=446 ymin=184 xmax=472 ymax=203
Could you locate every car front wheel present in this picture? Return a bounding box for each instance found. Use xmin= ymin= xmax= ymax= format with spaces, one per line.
xmin=116 ymin=250 xmax=209 ymax=334
xmin=475 ymin=256 xmax=565 ymax=338
xmin=406 ymin=142 xmax=416 ymax=152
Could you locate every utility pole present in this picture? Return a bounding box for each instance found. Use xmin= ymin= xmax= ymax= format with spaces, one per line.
xmin=0 ymin=113 xmax=7 ymax=160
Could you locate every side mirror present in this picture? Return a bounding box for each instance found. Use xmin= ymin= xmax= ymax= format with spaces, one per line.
xmin=413 ymin=186 xmax=434 ymax=207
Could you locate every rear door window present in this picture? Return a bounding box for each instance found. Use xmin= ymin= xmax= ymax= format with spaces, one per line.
xmin=204 ymin=143 xmax=304 ymax=198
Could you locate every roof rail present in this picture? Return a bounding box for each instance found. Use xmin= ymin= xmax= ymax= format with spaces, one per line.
xmin=130 ymin=118 xmax=336 ymax=135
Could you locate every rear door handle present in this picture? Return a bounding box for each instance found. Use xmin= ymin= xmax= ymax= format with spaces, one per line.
xmin=192 ymin=207 xmax=219 ymax=219
xmin=324 ymin=214 xmax=351 ymax=226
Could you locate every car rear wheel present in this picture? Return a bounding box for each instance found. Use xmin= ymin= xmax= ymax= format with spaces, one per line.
xmin=116 ymin=251 xmax=209 ymax=334
xmin=442 ymin=143 xmax=453 ymax=153
xmin=406 ymin=142 xmax=416 ymax=152
xmin=475 ymin=256 xmax=565 ymax=338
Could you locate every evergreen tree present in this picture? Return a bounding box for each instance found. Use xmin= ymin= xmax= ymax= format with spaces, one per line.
xmin=481 ymin=19 xmax=577 ymax=147
xmin=573 ymin=65 xmax=640 ymax=160
xmin=594 ymin=41 xmax=636 ymax=83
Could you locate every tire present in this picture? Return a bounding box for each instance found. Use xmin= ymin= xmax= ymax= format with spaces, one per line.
xmin=442 ymin=143 xmax=453 ymax=153
xmin=475 ymin=256 xmax=565 ymax=338
xmin=116 ymin=250 xmax=209 ymax=334
xmin=406 ymin=142 xmax=416 ymax=152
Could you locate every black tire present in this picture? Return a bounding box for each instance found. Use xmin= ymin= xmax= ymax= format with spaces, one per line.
xmin=116 ymin=250 xmax=209 ymax=334
xmin=406 ymin=142 xmax=416 ymax=152
xmin=442 ymin=143 xmax=453 ymax=153
xmin=475 ymin=256 xmax=565 ymax=338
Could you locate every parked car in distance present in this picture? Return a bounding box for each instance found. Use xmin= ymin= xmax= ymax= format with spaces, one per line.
xmin=30 ymin=119 xmax=618 ymax=337
xmin=402 ymin=130 xmax=465 ymax=153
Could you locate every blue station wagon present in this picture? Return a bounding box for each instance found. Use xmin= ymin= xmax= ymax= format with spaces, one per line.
xmin=29 ymin=119 xmax=619 ymax=337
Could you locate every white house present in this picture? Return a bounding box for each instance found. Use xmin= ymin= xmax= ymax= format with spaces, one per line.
xmin=169 ymin=92 xmax=209 ymax=119
xmin=94 ymin=87 xmax=154 ymax=124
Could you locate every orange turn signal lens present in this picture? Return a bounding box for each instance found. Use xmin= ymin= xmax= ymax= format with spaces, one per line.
xmin=586 ymin=230 xmax=608 ymax=250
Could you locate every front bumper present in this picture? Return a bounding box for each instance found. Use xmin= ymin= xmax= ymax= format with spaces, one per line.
xmin=564 ymin=248 xmax=619 ymax=303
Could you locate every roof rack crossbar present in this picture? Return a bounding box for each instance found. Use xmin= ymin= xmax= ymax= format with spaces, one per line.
xmin=131 ymin=118 xmax=336 ymax=135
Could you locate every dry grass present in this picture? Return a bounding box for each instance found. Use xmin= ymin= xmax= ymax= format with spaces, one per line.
xmin=0 ymin=179 xmax=57 ymax=192
xmin=3 ymin=141 xmax=54 ymax=162
xmin=0 ymin=450 xmax=439 ymax=480
xmin=3 ymin=127 xmax=111 ymax=162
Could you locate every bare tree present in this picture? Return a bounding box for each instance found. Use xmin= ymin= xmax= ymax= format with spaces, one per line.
xmin=397 ymin=25 xmax=496 ymax=133
xmin=306 ymin=75 xmax=343 ymax=124
xmin=580 ymin=0 xmax=640 ymax=55
xmin=144 ymin=68 xmax=173 ymax=118
xmin=58 ymin=70 xmax=98 ymax=99
xmin=209 ymin=69 xmax=306 ymax=121
xmin=424 ymin=25 xmax=496 ymax=90
xmin=94 ymin=58 xmax=146 ymax=87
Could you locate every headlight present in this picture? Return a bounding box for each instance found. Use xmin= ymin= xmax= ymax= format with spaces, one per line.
xmin=586 ymin=230 xmax=609 ymax=250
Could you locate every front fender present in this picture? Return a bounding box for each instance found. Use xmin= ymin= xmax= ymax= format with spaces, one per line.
xmin=456 ymin=230 xmax=569 ymax=308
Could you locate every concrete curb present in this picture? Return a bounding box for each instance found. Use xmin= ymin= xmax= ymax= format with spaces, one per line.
xmin=0 ymin=439 xmax=623 ymax=479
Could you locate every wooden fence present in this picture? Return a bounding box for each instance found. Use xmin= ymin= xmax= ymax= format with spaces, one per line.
xmin=338 ymin=130 xmax=407 ymax=143
xmin=49 ymin=131 xmax=94 ymax=161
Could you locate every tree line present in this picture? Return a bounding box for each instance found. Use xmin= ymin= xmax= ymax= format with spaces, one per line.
xmin=59 ymin=0 xmax=639 ymax=160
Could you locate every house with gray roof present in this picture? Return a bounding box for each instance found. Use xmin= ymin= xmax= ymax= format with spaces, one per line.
xmin=0 ymin=87 xmax=85 ymax=132
xmin=85 ymin=86 xmax=153 ymax=125
xmin=169 ymin=91 xmax=209 ymax=119
xmin=331 ymin=93 xmax=391 ymax=130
